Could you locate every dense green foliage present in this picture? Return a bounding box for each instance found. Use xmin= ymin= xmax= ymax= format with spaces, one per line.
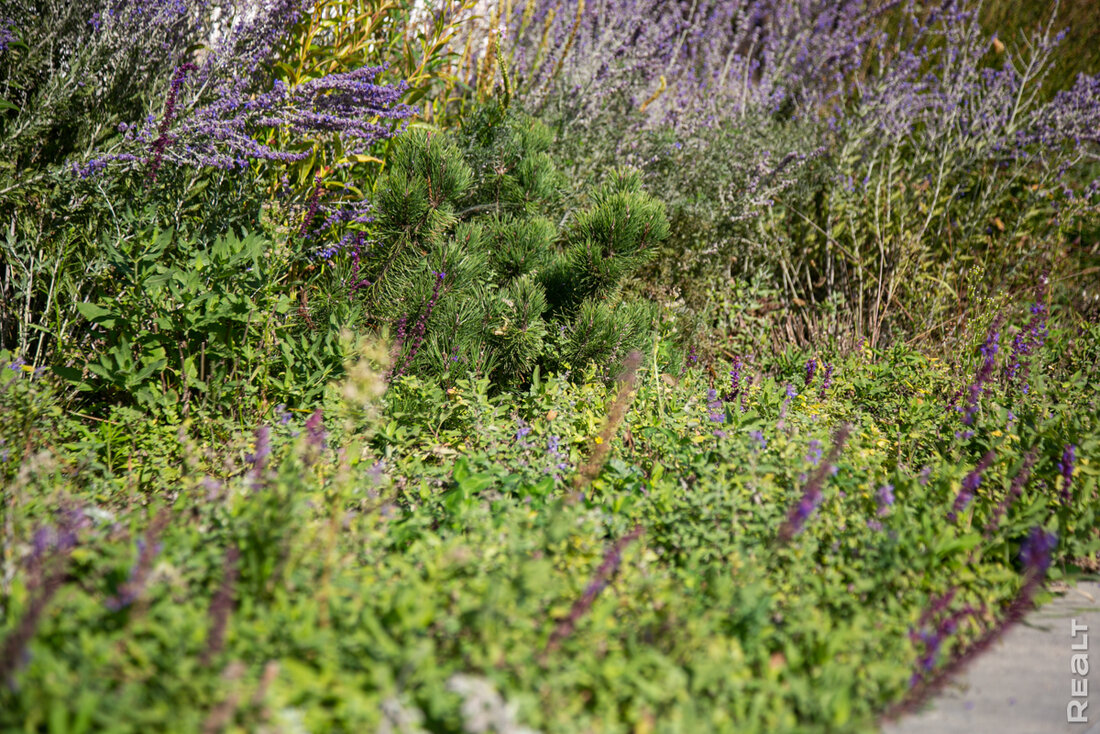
xmin=361 ymin=109 xmax=667 ymax=386
xmin=1 ymin=0 xmax=1098 ymax=732
xmin=2 ymin=310 xmax=1098 ymax=731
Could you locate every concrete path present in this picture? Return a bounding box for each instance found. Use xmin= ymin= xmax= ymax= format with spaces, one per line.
xmin=882 ymin=577 xmax=1100 ymax=734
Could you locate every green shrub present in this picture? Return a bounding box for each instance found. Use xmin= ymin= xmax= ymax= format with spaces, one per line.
xmin=351 ymin=107 xmax=669 ymax=387
xmin=58 ymin=227 xmax=352 ymax=416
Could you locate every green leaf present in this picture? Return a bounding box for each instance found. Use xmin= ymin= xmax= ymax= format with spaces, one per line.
xmin=75 ymin=301 xmax=116 ymax=325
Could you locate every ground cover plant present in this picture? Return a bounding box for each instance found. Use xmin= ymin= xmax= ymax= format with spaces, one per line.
xmin=1 ymin=0 xmax=1099 ymax=732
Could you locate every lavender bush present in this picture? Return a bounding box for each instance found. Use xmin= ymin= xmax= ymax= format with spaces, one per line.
xmin=469 ymin=0 xmax=1100 ymax=347
xmin=0 ymin=0 xmax=420 ymax=378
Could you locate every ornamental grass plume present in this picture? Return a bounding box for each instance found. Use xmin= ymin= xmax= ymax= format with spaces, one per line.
xmin=776 ymin=423 xmax=850 ymax=543
xmin=572 ymin=351 xmax=642 ymax=497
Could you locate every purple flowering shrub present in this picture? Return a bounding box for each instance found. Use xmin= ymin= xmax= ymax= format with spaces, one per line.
xmin=474 ymin=0 xmax=1100 ymax=345
xmin=73 ymin=11 xmax=416 ymax=185
xmin=0 ymin=0 xmax=479 ymax=394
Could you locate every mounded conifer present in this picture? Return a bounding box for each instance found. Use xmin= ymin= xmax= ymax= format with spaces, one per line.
xmin=358 ymin=105 xmax=669 ymax=386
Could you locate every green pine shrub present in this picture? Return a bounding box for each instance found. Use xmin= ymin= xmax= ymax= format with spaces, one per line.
xmin=355 ymin=107 xmax=669 ymax=387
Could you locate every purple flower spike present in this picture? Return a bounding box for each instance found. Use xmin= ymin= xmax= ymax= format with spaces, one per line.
xmin=706 ymin=388 xmax=725 ymax=423
xmin=1019 ymin=527 xmax=1058 ymax=578
xmin=961 ymin=318 xmax=1003 ymax=426
xmin=305 ymin=409 xmax=326 ymax=451
xmin=876 ymin=484 xmax=895 ymax=515
xmin=147 ymin=63 xmax=196 ymax=181
xmin=818 ymin=363 xmax=834 ymax=398
xmin=727 ymin=356 xmax=743 ymax=402
xmin=1057 ymin=444 xmax=1076 ymax=503
xmin=1005 ymin=277 xmax=1048 ymax=393
xmin=777 ymin=424 xmax=850 ymax=542
xmin=246 ymin=425 xmax=271 ymax=472
xmin=949 ymin=450 xmax=995 ymax=522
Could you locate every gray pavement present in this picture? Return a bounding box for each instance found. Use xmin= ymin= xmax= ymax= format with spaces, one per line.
xmin=882 ymin=578 xmax=1100 ymax=734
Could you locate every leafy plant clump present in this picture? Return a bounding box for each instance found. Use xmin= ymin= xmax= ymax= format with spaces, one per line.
xmin=2 ymin=0 xmax=1100 ymax=732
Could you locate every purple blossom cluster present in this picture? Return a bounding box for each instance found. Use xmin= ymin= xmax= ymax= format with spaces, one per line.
xmin=246 ymin=425 xmax=272 ymax=476
xmin=727 ymin=355 xmax=744 ymax=403
xmin=1058 ymin=444 xmax=1076 ymax=504
xmin=546 ymin=435 xmax=570 ymax=473
xmin=900 ymin=524 xmax=1059 ymax=713
xmin=961 ymin=319 xmax=1002 ymax=426
xmin=88 ymin=63 xmax=415 ymax=177
xmin=1019 ymin=526 xmax=1058 ymax=578
xmin=305 ymin=409 xmax=327 ymax=452
xmin=804 ymin=439 xmax=823 ymax=467
xmin=876 ymin=484 xmax=894 ymax=515
xmin=818 ymin=362 xmax=833 ymax=398
xmin=948 ymin=450 xmax=995 ymax=523
xmin=486 ymin=0 xmax=1100 ymax=276
xmin=313 ymin=199 xmax=376 ymax=261
xmin=29 ymin=509 xmax=88 ymax=561
xmin=515 ymin=418 xmax=533 ymax=446
xmin=908 ymin=589 xmax=979 ymax=687
xmin=499 ymin=0 xmax=884 ymax=130
xmin=777 ymin=424 xmax=849 ymax=542
xmin=749 ymin=430 xmax=767 ymax=452
xmin=1005 ymin=280 xmax=1049 ymax=393
xmin=0 ymin=16 xmax=16 ymax=53
xmin=25 ymin=0 xmax=415 ymax=187
xmin=147 ymin=62 xmax=197 ymax=181
xmin=706 ymin=388 xmax=725 ymax=424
